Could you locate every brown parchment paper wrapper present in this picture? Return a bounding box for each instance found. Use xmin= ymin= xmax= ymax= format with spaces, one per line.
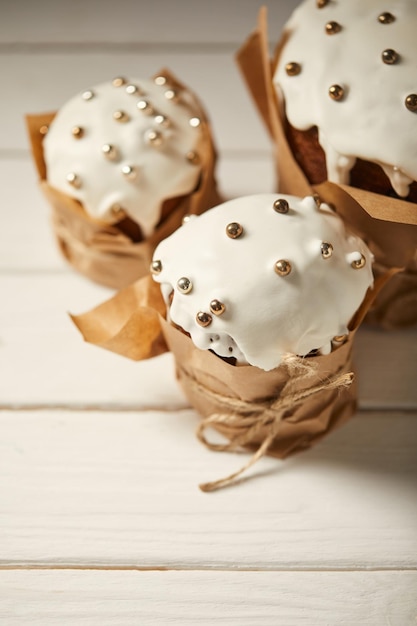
xmin=235 ymin=7 xmax=417 ymax=329
xmin=71 ymin=269 xmax=395 ymax=491
xmin=26 ymin=69 xmax=222 ymax=290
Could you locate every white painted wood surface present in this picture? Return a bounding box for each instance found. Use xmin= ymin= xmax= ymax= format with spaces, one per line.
xmin=1 ymin=1 xmax=416 ymax=623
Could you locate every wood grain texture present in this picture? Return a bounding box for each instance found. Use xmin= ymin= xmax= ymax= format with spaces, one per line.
xmin=1 ymin=409 xmax=416 ymax=568
xmin=0 ymin=0 xmax=297 ymax=45
xmin=1 ymin=569 xmax=416 ymax=626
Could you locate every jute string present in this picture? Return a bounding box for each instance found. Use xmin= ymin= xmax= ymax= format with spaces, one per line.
xmin=182 ymin=356 xmax=354 ymax=492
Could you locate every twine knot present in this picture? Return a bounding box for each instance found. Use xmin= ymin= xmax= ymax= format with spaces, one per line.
xmin=181 ymin=356 xmax=354 ymax=492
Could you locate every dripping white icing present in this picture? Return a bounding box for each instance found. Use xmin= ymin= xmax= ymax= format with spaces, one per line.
xmin=44 ymin=76 xmax=208 ymax=235
xmin=152 ymin=194 xmax=374 ymax=371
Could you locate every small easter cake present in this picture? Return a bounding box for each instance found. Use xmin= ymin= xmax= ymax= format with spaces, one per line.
xmin=27 ymin=70 xmax=220 ymax=288
xmin=151 ymin=193 xmax=374 ymax=370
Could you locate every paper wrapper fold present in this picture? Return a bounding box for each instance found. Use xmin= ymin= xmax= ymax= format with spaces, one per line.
xmin=71 ymin=270 xmax=395 ymax=491
xmin=235 ymin=7 xmax=417 ymax=329
xmin=26 ymin=69 xmax=222 ymax=290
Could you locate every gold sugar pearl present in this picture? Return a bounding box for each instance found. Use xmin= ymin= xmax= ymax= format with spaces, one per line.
xmin=125 ymin=84 xmax=140 ymax=95
xmin=121 ymin=165 xmax=138 ymax=180
xmin=177 ymin=277 xmax=193 ymax=294
xmin=189 ymin=117 xmax=201 ymax=128
xmin=150 ymin=259 xmax=162 ymax=275
xmin=145 ymin=130 xmax=163 ymax=147
xmin=316 ymin=0 xmax=329 ymax=7
xmin=273 ymin=198 xmax=290 ymax=214
xmin=137 ymin=100 xmax=154 ymax=115
xmin=164 ymin=89 xmax=179 ymax=101
xmin=226 ymin=222 xmax=243 ymax=239
xmin=405 ymin=94 xmax=417 ymax=112
xmin=382 ymin=49 xmax=400 ymax=64
xmin=325 ymin=21 xmax=342 ymax=35
xmin=333 ymin=334 xmax=348 ymax=343
xmin=351 ymin=255 xmax=366 ymax=269
xmin=66 ymin=172 xmax=81 ymax=188
xmin=82 ymin=90 xmax=94 ymax=101
xmin=113 ymin=110 xmax=130 ymax=123
xmin=112 ymin=76 xmax=127 ymax=87
xmin=285 ymin=62 xmax=302 ymax=76
xmin=154 ymin=75 xmax=167 ymax=86
xmin=186 ymin=151 xmax=200 ymax=165
xmin=210 ymin=299 xmax=226 ymax=316
xmin=110 ymin=204 xmax=126 ymax=219
xmin=321 ymin=242 xmax=333 ymax=259
xmin=274 ymin=259 xmax=292 ymax=276
xmin=102 ymin=143 xmax=118 ymax=160
xmin=39 ymin=124 xmax=49 ymax=136
xmin=71 ymin=126 xmax=84 ymax=139
xmin=196 ymin=311 xmax=212 ymax=327
xmin=154 ymin=114 xmax=170 ymax=127
xmin=329 ymin=84 xmax=345 ymax=101
xmin=378 ymin=12 xmax=396 ymax=24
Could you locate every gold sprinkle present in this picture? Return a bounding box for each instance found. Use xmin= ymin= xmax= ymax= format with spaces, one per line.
xmin=71 ymin=125 xmax=84 ymax=139
xmin=196 ymin=311 xmax=212 ymax=327
xmin=82 ymin=90 xmax=94 ymax=101
xmin=66 ymin=172 xmax=81 ymax=188
xmin=102 ymin=144 xmax=118 ymax=160
xmin=125 ymin=84 xmax=140 ymax=95
xmin=145 ymin=129 xmax=163 ymax=146
xmin=164 ymin=88 xmax=179 ymax=101
xmin=150 ymin=260 xmax=162 ymax=274
xmin=321 ymin=242 xmax=333 ymax=259
xmin=39 ymin=125 xmax=49 ymax=136
xmin=382 ymin=49 xmax=400 ymax=64
xmin=177 ymin=277 xmax=193 ymax=294
xmin=405 ymin=94 xmax=417 ymax=112
xmin=273 ymin=198 xmax=290 ymax=214
xmin=329 ymin=84 xmax=345 ymax=101
xmin=325 ymin=21 xmax=342 ymax=35
xmin=285 ymin=62 xmax=302 ymax=76
xmin=113 ymin=110 xmax=129 ymax=123
xmin=137 ymin=99 xmax=154 ymax=115
xmin=186 ymin=151 xmax=200 ymax=165
xmin=274 ymin=259 xmax=292 ymax=276
xmin=333 ymin=334 xmax=348 ymax=343
xmin=112 ymin=77 xmax=127 ymax=87
xmin=316 ymin=0 xmax=329 ymax=7
xmin=226 ymin=222 xmax=243 ymax=239
xmin=154 ymin=114 xmax=170 ymax=127
xmin=111 ymin=204 xmax=126 ymax=219
xmin=210 ymin=300 xmax=226 ymax=316
xmin=351 ymin=255 xmax=366 ymax=269
xmin=189 ymin=117 xmax=201 ymax=128
xmin=121 ymin=165 xmax=137 ymax=180
xmin=378 ymin=12 xmax=395 ymax=24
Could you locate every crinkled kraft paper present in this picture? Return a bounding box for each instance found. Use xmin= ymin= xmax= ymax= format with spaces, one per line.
xmin=71 ymin=269 xmax=395 ymax=488
xmin=26 ymin=69 xmax=222 ymax=290
xmin=235 ymin=7 xmax=417 ymax=329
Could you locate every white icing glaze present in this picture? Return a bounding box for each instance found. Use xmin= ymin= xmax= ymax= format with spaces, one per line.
xmin=44 ymin=76 xmax=207 ymax=235
xmin=152 ymin=194 xmax=374 ymax=371
xmin=273 ymin=0 xmax=417 ymax=197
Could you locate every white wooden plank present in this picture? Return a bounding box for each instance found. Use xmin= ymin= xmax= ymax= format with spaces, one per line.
xmin=0 ymin=52 xmax=271 ymax=153
xmin=0 ymin=273 xmax=187 ymax=409
xmin=1 ymin=409 xmax=416 ymax=568
xmin=0 ymin=0 xmax=297 ymax=45
xmin=0 ymin=155 xmax=275 ymax=270
xmin=0 ymin=271 xmax=416 ymax=409
xmin=0 ymin=569 xmax=416 ymax=626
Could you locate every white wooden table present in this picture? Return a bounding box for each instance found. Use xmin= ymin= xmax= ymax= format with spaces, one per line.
xmin=1 ymin=1 xmax=416 ymax=623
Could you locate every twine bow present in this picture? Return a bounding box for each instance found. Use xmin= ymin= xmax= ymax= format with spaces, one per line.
xmin=182 ymin=357 xmax=354 ymax=492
